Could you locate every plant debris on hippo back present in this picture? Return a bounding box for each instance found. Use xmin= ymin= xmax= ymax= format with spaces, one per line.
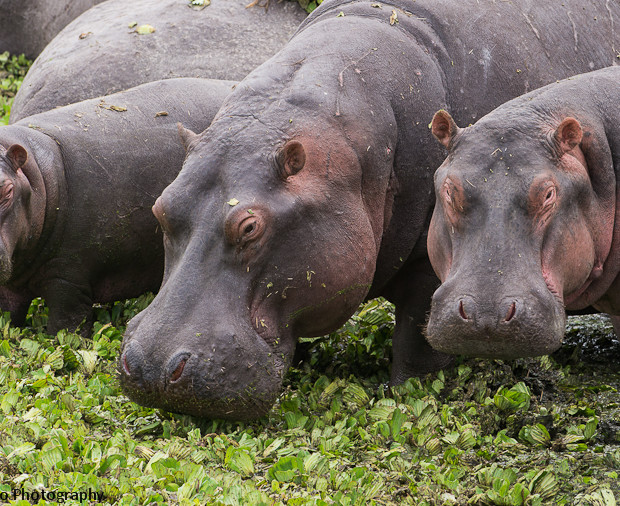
xmin=426 ymin=67 xmax=620 ymax=360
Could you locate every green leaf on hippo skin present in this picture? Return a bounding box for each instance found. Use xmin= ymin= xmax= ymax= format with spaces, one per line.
xmin=128 ymin=21 xmax=137 ymax=28
xmin=136 ymin=24 xmax=155 ymax=35
xmin=227 ymin=198 xmax=239 ymax=206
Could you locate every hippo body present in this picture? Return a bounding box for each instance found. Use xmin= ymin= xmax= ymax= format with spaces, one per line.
xmin=0 ymin=78 xmax=233 ymax=333
xmin=0 ymin=0 xmax=104 ymax=59
xmin=120 ymin=0 xmax=620 ymax=420
xmin=427 ymin=67 xmax=620 ymax=357
xmin=10 ymin=0 xmax=306 ymax=122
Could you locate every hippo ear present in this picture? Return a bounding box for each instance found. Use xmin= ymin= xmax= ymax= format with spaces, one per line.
xmin=177 ymin=123 xmax=200 ymax=152
xmin=553 ymin=117 xmax=583 ymax=155
xmin=276 ymin=140 xmax=306 ymax=178
xmin=5 ymin=144 xmax=28 ymax=172
xmin=431 ymin=110 xmax=460 ymax=149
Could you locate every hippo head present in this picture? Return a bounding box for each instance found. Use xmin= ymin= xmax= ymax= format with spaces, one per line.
xmin=0 ymin=144 xmax=42 ymax=284
xmin=425 ymin=110 xmax=614 ymax=359
xmin=119 ymin=85 xmax=390 ymax=419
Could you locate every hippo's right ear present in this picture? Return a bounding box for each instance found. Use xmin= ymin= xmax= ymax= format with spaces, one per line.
xmin=177 ymin=123 xmax=200 ymax=153
xmin=431 ymin=110 xmax=460 ymax=149
xmin=276 ymin=140 xmax=306 ymax=178
xmin=5 ymin=144 xmax=28 ymax=172
xmin=553 ymin=117 xmax=583 ymax=155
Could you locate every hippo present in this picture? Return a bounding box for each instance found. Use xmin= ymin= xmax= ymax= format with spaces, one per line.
xmin=120 ymin=0 xmax=620 ymax=420
xmin=0 ymin=0 xmax=104 ymax=59
xmin=10 ymin=0 xmax=306 ymax=122
xmin=427 ymin=67 xmax=620 ymax=358
xmin=0 ymin=77 xmax=233 ymax=334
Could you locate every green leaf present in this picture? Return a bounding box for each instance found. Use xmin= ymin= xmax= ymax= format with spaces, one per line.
xmin=136 ymin=24 xmax=155 ymax=34
xmin=225 ymin=447 xmax=254 ymax=477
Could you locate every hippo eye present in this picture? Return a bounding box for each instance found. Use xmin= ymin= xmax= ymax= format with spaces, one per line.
xmin=442 ymin=181 xmax=453 ymax=205
xmin=236 ymin=214 xmax=263 ymax=246
xmin=243 ymin=221 xmax=256 ymax=236
xmin=543 ymin=186 xmax=556 ymax=208
xmin=0 ymin=182 xmax=14 ymax=205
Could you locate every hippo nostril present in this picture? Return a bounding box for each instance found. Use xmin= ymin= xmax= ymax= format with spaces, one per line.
xmin=169 ymin=353 xmax=190 ymax=383
xmin=504 ymin=302 xmax=517 ymax=322
xmin=122 ymin=352 xmax=131 ymax=376
xmin=458 ymin=300 xmax=469 ymax=321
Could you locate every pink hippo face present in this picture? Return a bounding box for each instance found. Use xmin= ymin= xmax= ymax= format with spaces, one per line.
xmin=426 ymin=109 xmax=614 ymax=359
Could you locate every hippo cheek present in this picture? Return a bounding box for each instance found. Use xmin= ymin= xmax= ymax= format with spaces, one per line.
xmin=541 ymin=219 xmax=597 ymax=308
xmin=252 ymin=281 xmax=372 ymax=344
xmin=426 ymin=276 xmax=566 ymax=359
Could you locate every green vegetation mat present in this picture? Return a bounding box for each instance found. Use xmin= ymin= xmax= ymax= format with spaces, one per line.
xmin=0 ymin=298 xmax=616 ymax=505
xmin=0 ymin=48 xmax=618 ymax=505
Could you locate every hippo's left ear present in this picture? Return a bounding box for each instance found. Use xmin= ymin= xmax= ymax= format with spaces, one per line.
xmin=431 ymin=110 xmax=461 ymax=149
xmin=553 ymin=117 xmax=583 ymax=155
xmin=5 ymin=144 xmax=28 ymax=172
xmin=177 ymin=123 xmax=201 ymax=153
xmin=276 ymin=140 xmax=306 ymax=178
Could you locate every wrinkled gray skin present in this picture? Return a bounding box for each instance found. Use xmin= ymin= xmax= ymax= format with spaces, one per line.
xmin=121 ymin=0 xmax=620 ymax=421
xmin=0 ymin=0 xmax=104 ymax=59
xmin=10 ymin=0 xmax=306 ymax=122
xmin=427 ymin=67 xmax=620 ymax=358
xmin=0 ymin=78 xmax=233 ymax=334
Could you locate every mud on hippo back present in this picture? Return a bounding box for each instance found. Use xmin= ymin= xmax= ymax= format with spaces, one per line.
xmin=0 ymin=78 xmax=233 ymax=334
xmin=120 ymin=0 xmax=620 ymax=421
xmin=427 ymin=66 xmax=620 ymax=358
xmin=9 ymin=0 xmax=306 ymax=122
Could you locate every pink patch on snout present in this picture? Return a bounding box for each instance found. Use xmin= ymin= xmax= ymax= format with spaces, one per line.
xmin=122 ymin=353 xmax=131 ymax=376
xmin=504 ymin=302 xmax=516 ymax=322
xmin=170 ymin=357 xmax=187 ymax=383
xmin=458 ymin=300 xmax=469 ymax=320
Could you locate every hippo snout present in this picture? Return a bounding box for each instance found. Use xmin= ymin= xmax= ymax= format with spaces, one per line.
xmin=426 ymin=282 xmax=565 ymax=359
xmin=119 ymin=324 xmax=290 ymax=420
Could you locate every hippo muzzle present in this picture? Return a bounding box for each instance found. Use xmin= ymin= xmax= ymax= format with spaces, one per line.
xmin=426 ymin=277 xmax=566 ymax=359
xmin=119 ymin=299 xmax=292 ymax=421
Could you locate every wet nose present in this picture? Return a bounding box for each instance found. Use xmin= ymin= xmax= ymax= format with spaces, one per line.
xmin=456 ymin=296 xmax=519 ymax=325
xmin=167 ymin=352 xmax=191 ymax=384
xmin=120 ymin=340 xmax=145 ymax=380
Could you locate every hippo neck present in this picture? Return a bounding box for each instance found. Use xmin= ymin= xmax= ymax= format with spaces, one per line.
xmin=7 ymin=126 xmax=67 ymax=287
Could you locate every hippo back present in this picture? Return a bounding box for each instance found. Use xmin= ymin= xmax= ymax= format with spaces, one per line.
xmin=10 ymin=0 xmax=306 ymax=122
xmin=14 ymin=77 xmax=235 ymax=303
xmin=0 ymin=0 xmax=104 ymax=59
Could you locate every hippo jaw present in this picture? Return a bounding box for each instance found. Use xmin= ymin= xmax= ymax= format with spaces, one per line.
xmin=120 ymin=305 xmax=294 ymax=420
xmin=425 ymin=111 xmax=605 ymax=359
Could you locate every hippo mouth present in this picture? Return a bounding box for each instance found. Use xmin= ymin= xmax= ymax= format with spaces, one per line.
xmin=119 ymin=325 xmax=290 ymax=421
xmin=426 ymin=283 xmax=566 ymax=360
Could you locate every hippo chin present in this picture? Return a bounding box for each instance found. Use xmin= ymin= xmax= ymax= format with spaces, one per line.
xmin=426 ymin=67 xmax=620 ymax=358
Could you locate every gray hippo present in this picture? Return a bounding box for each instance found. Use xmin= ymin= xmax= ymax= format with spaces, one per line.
xmin=10 ymin=0 xmax=306 ymax=122
xmin=0 ymin=0 xmax=104 ymax=59
xmin=120 ymin=0 xmax=620 ymax=420
xmin=0 ymin=77 xmax=233 ymax=334
xmin=427 ymin=66 xmax=620 ymax=358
